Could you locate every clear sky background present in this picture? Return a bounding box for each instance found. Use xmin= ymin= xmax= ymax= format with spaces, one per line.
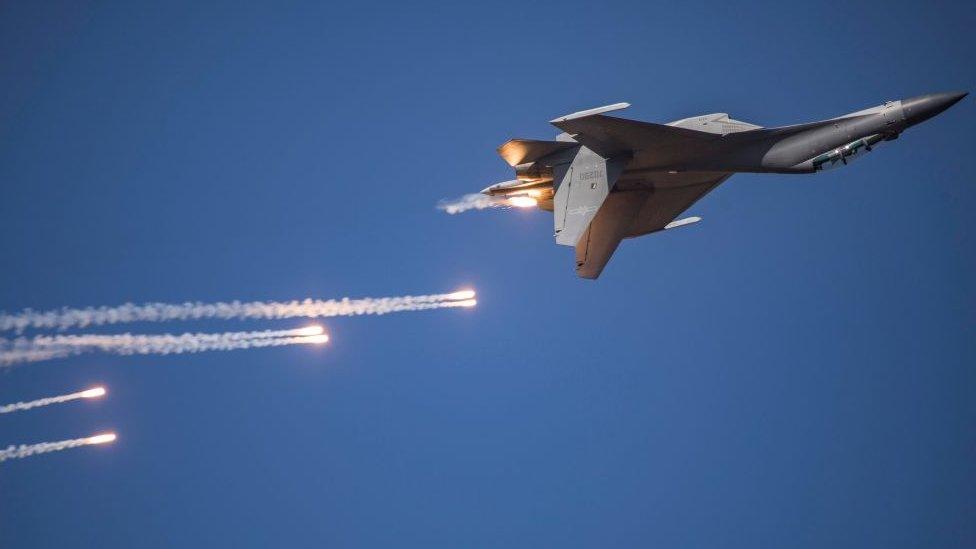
xmin=1 ymin=1 xmax=973 ymax=547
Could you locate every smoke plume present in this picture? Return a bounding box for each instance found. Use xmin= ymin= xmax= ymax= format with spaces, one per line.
xmin=437 ymin=194 xmax=507 ymax=214
xmin=1 ymin=386 xmax=105 ymax=414
xmin=0 ymin=327 xmax=331 ymax=366
xmin=0 ymin=433 xmax=116 ymax=463
xmin=0 ymin=291 xmax=476 ymax=333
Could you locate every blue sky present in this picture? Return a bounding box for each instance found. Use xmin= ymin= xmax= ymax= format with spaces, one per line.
xmin=1 ymin=1 xmax=973 ymax=547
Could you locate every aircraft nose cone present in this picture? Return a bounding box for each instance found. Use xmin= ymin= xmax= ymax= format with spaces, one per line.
xmin=934 ymin=91 xmax=968 ymax=110
xmin=902 ymin=91 xmax=968 ymax=125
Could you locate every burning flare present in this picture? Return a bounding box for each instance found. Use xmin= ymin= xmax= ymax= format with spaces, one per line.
xmin=80 ymin=386 xmax=107 ymax=399
xmin=0 ymin=432 xmax=117 ymax=463
xmin=293 ymin=325 xmax=325 ymax=337
xmin=444 ymin=289 xmax=476 ymax=301
xmin=87 ymin=433 xmax=117 ymax=445
xmin=0 ymin=327 xmax=334 ymax=366
xmin=1 ymin=385 xmax=108 ymax=414
xmin=0 ymin=289 xmax=479 ymax=333
xmin=508 ymin=196 xmax=538 ymax=208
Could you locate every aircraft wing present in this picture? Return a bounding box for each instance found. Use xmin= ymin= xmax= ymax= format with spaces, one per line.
xmin=547 ymin=104 xmax=724 ymax=248
xmin=552 ymin=113 xmax=720 ymax=158
xmin=575 ymin=173 xmax=731 ymax=279
xmin=551 ymin=103 xmax=848 ymax=159
xmin=624 ymin=173 xmax=731 ymax=238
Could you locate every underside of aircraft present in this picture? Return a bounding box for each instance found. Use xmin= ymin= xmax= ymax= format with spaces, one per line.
xmin=480 ymin=92 xmax=966 ymax=278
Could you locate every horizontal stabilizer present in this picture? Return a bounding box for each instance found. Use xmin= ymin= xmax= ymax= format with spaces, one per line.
xmin=497 ymin=139 xmax=578 ymax=167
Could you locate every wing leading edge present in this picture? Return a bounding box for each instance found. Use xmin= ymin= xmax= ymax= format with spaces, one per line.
xmin=552 ymin=113 xmax=720 ymax=158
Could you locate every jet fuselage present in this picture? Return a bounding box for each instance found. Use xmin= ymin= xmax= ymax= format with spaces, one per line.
xmin=478 ymin=91 xmax=967 ymax=278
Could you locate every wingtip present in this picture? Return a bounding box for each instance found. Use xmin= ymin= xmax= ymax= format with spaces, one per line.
xmin=663 ymin=216 xmax=702 ymax=230
xmin=550 ymin=102 xmax=631 ymax=124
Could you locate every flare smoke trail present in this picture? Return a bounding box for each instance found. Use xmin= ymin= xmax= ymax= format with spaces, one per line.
xmin=437 ymin=194 xmax=507 ymax=214
xmin=0 ymin=346 xmax=74 ymax=365
xmin=0 ymin=290 xmax=477 ymax=333
xmin=1 ymin=386 xmax=106 ymax=414
xmin=0 ymin=433 xmax=116 ymax=463
xmin=0 ymin=327 xmax=331 ymax=366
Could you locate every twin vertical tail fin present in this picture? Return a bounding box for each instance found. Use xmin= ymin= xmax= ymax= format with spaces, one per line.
xmin=547 ymin=103 xmax=636 ymax=248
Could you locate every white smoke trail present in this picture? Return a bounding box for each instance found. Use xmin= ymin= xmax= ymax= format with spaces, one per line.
xmin=0 ymin=327 xmax=332 ymax=366
xmin=1 ymin=386 xmax=105 ymax=414
xmin=0 ymin=433 xmax=116 ymax=463
xmin=0 ymin=347 xmax=74 ymax=365
xmin=437 ymin=193 xmax=507 ymax=214
xmin=30 ymin=326 xmax=327 ymax=349
xmin=0 ymin=291 xmax=477 ymax=333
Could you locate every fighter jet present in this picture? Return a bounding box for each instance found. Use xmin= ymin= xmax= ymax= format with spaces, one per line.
xmin=481 ymin=91 xmax=967 ymax=279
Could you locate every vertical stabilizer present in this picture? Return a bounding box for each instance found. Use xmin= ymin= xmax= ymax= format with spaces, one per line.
xmin=552 ymin=147 xmax=627 ymax=246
